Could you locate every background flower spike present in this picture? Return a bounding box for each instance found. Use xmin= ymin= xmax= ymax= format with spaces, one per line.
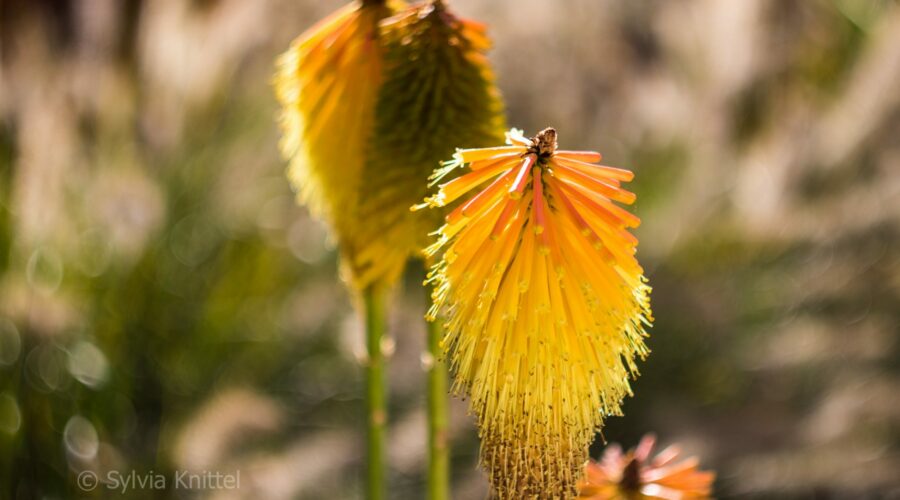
xmin=353 ymin=0 xmax=506 ymax=287
xmin=274 ymin=0 xmax=399 ymax=290
xmin=423 ymin=127 xmax=653 ymax=498
xmin=274 ymin=3 xmax=403 ymax=499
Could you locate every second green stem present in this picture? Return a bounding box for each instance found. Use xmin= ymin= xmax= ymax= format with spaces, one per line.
xmin=364 ymin=287 xmax=387 ymax=500
xmin=426 ymin=288 xmax=449 ymax=500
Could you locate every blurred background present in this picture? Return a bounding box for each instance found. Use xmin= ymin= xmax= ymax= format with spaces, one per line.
xmin=1 ymin=0 xmax=898 ymax=498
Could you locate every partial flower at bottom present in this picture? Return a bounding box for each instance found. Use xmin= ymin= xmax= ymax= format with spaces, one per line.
xmin=419 ymin=128 xmax=652 ymax=498
xmin=578 ymin=434 xmax=715 ymax=499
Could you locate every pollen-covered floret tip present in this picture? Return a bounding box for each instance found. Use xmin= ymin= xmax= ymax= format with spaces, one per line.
xmin=429 ymin=193 xmax=448 ymax=207
xmin=411 ymin=193 xmax=444 ymax=211
xmin=505 ymin=128 xmax=529 ymax=146
xmin=428 ymin=158 xmax=465 ymax=186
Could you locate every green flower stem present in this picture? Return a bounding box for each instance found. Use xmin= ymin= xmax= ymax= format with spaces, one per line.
xmin=363 ymin=286 xmax=387 ymax=500
xmin=426 ymin=285 xmax=450 ymax=500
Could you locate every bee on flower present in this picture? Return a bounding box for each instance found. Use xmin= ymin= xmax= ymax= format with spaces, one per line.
xmin=418 ymin=127 xmax=653 ymax=498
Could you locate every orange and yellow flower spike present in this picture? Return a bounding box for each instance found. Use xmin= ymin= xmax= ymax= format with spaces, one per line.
xmin=419 ymin=127 xmax=653 ymax=498
xmin=274 ymin=0 xmax=398 ymax=289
